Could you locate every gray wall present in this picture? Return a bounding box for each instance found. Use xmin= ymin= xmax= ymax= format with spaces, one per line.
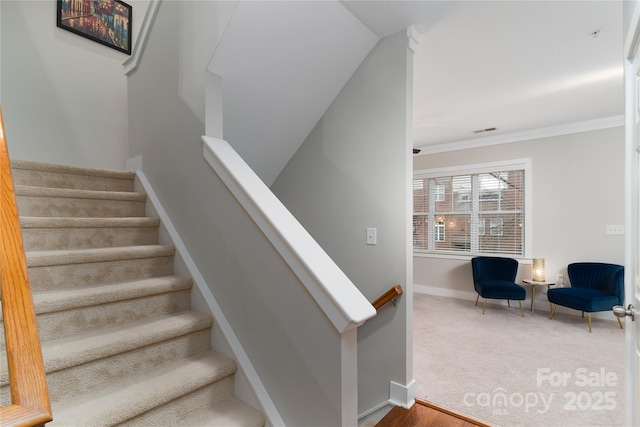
xmin=272 ymin=29 xmax=413 ymax=415
xmin=0 ymin=0 xmax=147 ymax=169
xmin=413 ymin=127 xmax=625 ymax=302
xmin=128 ymin=1 xmax=372 ymax=424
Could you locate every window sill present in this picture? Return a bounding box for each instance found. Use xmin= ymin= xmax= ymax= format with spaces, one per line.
xmin=413 ymin=251 xmax=532 ymax=263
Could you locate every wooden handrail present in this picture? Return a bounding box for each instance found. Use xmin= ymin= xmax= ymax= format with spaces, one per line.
xmin=0 ymin=107 xmax=52 ymax=427
xmin=372 ymin=285 xmax=403 ymax=311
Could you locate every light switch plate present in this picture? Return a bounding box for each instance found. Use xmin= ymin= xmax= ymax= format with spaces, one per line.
xmin=366 ymin=228 xmax=377 ymax=245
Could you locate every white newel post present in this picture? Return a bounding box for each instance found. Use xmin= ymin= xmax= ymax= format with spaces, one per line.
xmin=342 ymin=328 xmax=359 ymax=426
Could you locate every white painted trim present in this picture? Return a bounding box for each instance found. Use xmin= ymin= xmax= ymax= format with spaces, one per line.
xmin=625 ymin=2 xmax=640 ymax=60
xmin=389 ymin=380 xmax=416 ymax=409
xmin=415 ymin=115 xmax=624 ymax=155
xmin=202 ymin=136 xmax=376 ymax=334
xmin=123 ymin=0 xmax=162 ymax=75
xmin=413 ymin=285 xmax=620 ymax=320
xmin=358 ymin=401 xmax=394 ymax=422
xmin=414 ymin=284 xmax=478 ymax=301
xmin=414 ymin=157 xmax=533 ymax=258
xmin=341 ymin=329 xmax=359 ymax=427
xmin=134 ymin=170 xmax=285 ymax=427
xmin=624 ymin=5 xmax=640 ymax=425
xmin=414 ymin=157 xmax=531 ymax=177
xmin=406 ymin=26 xmax=420 ymax=54
xmin=413 ymin=252 xmax=533 ymax=264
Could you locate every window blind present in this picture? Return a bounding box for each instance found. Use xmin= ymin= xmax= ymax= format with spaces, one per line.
xmin=413 ymin=169 xmax=525 ymax=256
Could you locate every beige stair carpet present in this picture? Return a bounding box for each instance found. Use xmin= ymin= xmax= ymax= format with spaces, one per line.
xmin=1 ymin=160 xmax=264 ymax=426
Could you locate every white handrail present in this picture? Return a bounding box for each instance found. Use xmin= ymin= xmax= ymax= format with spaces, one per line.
xmin=202 ymin=135 xmax=376 ymax=333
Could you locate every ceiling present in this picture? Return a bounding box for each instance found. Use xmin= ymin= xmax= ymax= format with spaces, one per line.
xmin=342 ymin=1 xmax=624 ymax=150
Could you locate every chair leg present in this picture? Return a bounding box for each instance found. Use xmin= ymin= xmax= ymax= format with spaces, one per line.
xmin=549 ymin=304 xmax=557 ymax=320
xmin=518 ymin=301 xmax=524 ymax=317
xmin=617 ymin=317 xmax=624 ymax=329
xmin=582 ymin=311 xmax=585 ymax=318
xmin=587 ymin=313 xmax=592 ymax=333
xmin=507 ymin=300 xmax=511 ymax=307
xmin=475 ymin=294 xmax=479 ymax=306
xmin=483 ymin=299 xmax=487 ymax=315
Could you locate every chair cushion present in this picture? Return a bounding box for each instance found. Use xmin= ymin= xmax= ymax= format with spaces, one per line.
xmin=567 ymin=263 xmax=624 ymax=306
xmin=477 ymin=280 xmax=526 ymax=300
xmin=548 ymin=287 xmax=619 ymax=313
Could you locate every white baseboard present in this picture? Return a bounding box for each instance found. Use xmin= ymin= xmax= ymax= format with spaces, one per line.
xmin=413 ymin=284 xmax=620 ymax=321
xmin=358 ymin=380 xmax=416 ymax=422
xmin=389 ymin=379 xmax=416 ymax=409
xmin=358 ymin=402 xmax=393 ymax=425
xmin=413 ymin=284 xmax=477 ymax=301
xmin=135 ymin=170 xmax=283 ymax=427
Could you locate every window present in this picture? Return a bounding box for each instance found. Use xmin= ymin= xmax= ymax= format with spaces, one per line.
xmin=489 ymin=218 xmax=504 ymax=236
xmin=435 ymin=221 xmax=445 ymax=241
xmin=413 ymin=160 xmax=530 ymax=257
xmin=433 ymin=184 xmax=445 ymax=202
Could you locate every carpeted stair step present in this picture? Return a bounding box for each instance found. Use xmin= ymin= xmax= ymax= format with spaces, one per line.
xmin=26 ymin=245 xmax=176 ymax=291
xmin=20 ymin=216 xmax=160 ymax=251
xmin=149 ymin=395 xmax=266 ymax=427
xmin=37 ymin=276 xmax=193 ymax=341
xmin=5 ymin=160 xmax=266 ymax=425
xmin=1 ymin=311 xmax=214 ymax=405
xmin=46 ymin=351 xmax=260 ymax=427
xmin=11 ymin=159 xmax=136 ymax=192
xmin=15 ymin=185 xmax=146 ymax=218
xmin=0 ymin=276 xmax=193 ymax=346
xmin=123 ymin=386 xmax=265 ymax=427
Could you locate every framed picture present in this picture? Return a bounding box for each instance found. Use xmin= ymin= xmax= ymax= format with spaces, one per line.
xmin=57 ymin=0 xmax=132 ymax=55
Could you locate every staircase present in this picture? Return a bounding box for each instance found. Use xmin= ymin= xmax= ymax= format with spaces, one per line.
xmin=0 ymin=160 xmax=265 ymax=426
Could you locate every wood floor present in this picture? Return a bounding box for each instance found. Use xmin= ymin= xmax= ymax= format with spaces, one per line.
xmin=375 ymin=398 xmax=492 ymax=427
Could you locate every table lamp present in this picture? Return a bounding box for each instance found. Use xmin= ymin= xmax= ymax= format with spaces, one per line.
xmin=532 ymin=258 xmax=545 ymax=282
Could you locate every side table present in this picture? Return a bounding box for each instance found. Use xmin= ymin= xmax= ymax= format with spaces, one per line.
xmin=522 ymin=279 xmax=555 ymax=314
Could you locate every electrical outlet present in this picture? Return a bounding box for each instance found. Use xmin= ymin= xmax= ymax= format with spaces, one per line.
xmin=606 ymin=225 xmax=625 ymax=235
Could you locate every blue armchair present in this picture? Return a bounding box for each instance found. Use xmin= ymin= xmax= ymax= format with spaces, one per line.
xmin=548 ymin=262 xmax=624 ymax=332
xmin=471 ymin=256 xmax=526 ymax=316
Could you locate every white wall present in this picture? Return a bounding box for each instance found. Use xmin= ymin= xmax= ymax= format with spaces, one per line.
xmin=128 ymin=2 xmax=371 ymax=424
xmin=0 ymin=0 xmax=148 ymax=169
xmin=413 ymin=127 xmax=626 ymax=305
xmin=128 ymin=0 xmax=416 ymax=418
xmin=207 ymin=1 xmax=378 ymax=186
xmin=271 ymin=29 xmax=414 ymax=415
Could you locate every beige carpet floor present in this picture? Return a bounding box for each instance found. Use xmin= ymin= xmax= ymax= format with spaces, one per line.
xmin=414 ymin=293 xmax=626 ymax=427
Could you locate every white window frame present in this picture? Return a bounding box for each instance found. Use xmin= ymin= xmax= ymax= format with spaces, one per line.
xmin=435 ymin=222 xmax=445 ymax=242
xmin=489 ymin=217 xmax=504 ymax=236
xmin=413 ymin=158 xmax=532 ymax=260
xmin=433 ymin=184 xmax=445 ymax=202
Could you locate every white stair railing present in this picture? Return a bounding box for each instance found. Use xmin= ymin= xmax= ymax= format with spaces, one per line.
xmin=201 ymin=134 xmax=376 ymax=426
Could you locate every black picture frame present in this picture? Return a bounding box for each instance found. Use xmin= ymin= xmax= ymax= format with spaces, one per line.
xmin=57 ymin=0 xmax=132 ymax=55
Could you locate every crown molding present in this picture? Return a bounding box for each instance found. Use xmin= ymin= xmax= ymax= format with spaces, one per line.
xmin=415 ymin=115 xmax=624 ymax=156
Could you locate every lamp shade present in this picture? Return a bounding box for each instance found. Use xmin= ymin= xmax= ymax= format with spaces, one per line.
xmin=532 ymin=258 xmax=545 ymax=282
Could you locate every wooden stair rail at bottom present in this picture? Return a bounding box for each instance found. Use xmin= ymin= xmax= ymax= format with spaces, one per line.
xmin=372 ymin=285 xmax=404 ymax=311
xmin=0 ymin=106 xmax=53 ymax=427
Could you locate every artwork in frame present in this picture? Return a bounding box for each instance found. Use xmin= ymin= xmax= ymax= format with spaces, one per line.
xmin=57 ymin=0 xmax=132 ymax=55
